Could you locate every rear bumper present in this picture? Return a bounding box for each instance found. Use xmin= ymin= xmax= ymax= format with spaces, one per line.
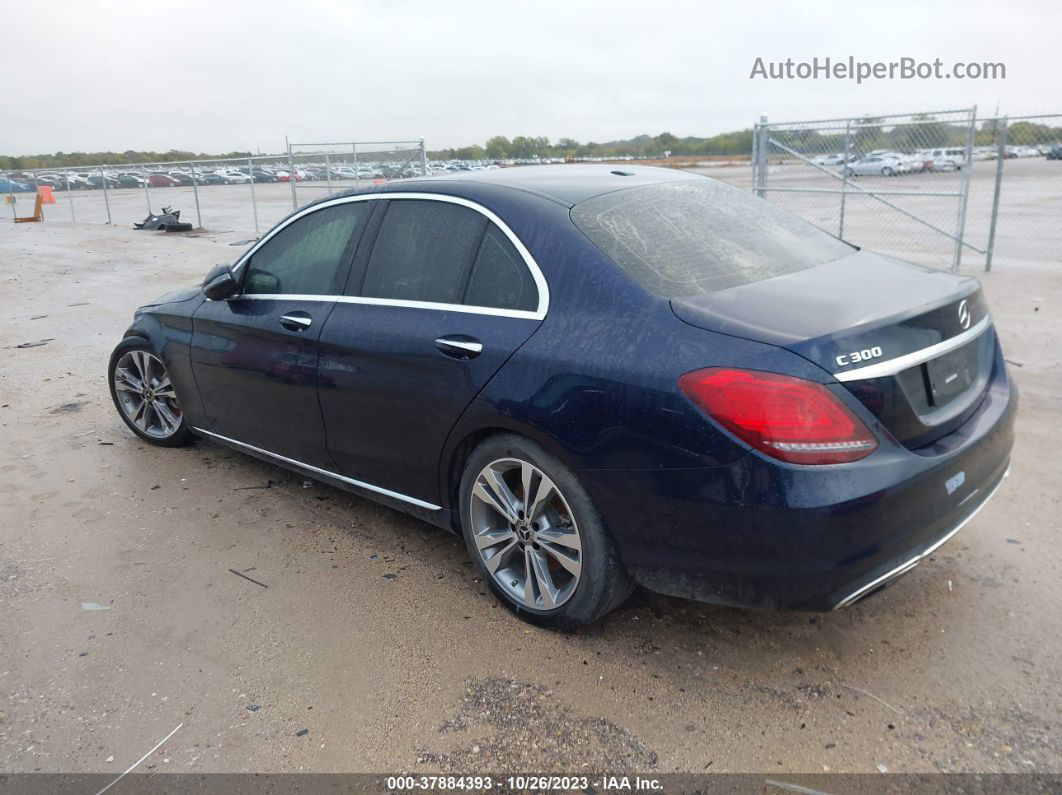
xmin=829 ymin=461 xmax=1009 ymax=609
xmin=581 ymin=366 xmax=1017 ymax=611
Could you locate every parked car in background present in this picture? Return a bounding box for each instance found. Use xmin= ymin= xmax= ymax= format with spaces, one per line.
xmin=9 ymin=173 xmax=58 ymax=189
xmin=215 ymin=169 xmax=251 ymax=184
xmin=87 ymin=174 xmax=121 ymax=189
xmin=0 ymin=177 xmax=33 ymax=193
xmin=1011 ymin=146 xmax=1041 ymax=158
xmin=843 ymin=155 xmax=904 ymax=176
xmin=52 ymin=173 xmax=92 ymax=189
xmin=147 ymin=173 xmax=180 ymax=188
xmin=330 ymin=165 xmax=384 ymax=180
xmin=1046 ymin=145 xmax=1062 ymax=160
xmin=275 ymin=170 xmax=305 ymax=182
xmin=106 ymin=165 xmax=1015 ymax=626
xmin=251 ymin=169 xmax=278 ymax=183
xmin=117 ymin=173 xmax=147 ymax=188
xmin=811 ymin=153 xmax=846 ymax=166
xmin=923 ymin=148 xmax=967 ymax=171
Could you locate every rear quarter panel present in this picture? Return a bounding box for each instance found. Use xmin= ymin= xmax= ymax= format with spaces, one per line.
xmin=437 ymin=205 xmax=838 ymax=501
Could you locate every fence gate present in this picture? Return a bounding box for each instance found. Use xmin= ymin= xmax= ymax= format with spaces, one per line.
xmin=752 ymin=108 xmax=981 ymax=271
xmin=284 ymin=138 xmax=428 ymax=209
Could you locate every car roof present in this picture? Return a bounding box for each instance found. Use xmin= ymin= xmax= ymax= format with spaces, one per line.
xmin=416 ymin=163 xmax=701 ymax=206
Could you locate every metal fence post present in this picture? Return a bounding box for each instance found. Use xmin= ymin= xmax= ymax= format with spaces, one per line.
xmin=984 ymin=117 xmax=1007 ymax=272
xmin=839 ymin=119 xmax=852 ymax=239
xmin=951 ymin=106 xmax=977 ymax=272
xmin=285 ymin=135 xmax=297 ymax=209
xmin=750 ymin=123 xmax=759 ymax=192
xmin=65 ymin=171 xmax=75 ymax=222
xmin=141 ymin=165 xmax=151 ymax=213
xmin=6 ymin=171 xmax=14 ymax=220
xmin=420 ymin=137 xmax=428 ymax=176
xmin=353 ymin=143 xmax=360 ymax=189
xmin=325 ymin=152 xmax=332 ymax=194
xmin=99 ymin=166 xmax=112 ymax=224
xmin=754 ymin=115 xmax=768 ymax=198
xmin=248 ymin=157 xmax=259 ymax=235
xmin=190 ymin=161 xmax=203 ymax=229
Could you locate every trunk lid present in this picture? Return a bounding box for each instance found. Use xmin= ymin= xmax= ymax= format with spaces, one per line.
xmin=671 ymin=251 xmax=995 ymax=448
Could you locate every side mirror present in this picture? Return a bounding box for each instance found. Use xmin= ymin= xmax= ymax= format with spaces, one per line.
xmin=202 ymin=264 xmax=239 ymax=300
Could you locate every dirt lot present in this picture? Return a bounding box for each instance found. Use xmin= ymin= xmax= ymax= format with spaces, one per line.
xmin=0 ymin=219 xmax=1059 ymax=776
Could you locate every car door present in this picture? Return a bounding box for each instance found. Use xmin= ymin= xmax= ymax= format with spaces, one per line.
xmin=317 ymin=196 xmax=547 ymax=505
xmin=190 ymin=199 xmax=371 ymax=468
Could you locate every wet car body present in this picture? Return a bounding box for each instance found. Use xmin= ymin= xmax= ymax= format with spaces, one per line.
xmin=117 ymin=166 xmax=1016 ymax=612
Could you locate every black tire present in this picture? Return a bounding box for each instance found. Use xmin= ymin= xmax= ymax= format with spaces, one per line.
xmin=882 ymin=167 xmax=895 ymax=177
xmin=458 ymin=434 xmax=634 ymax=629
xmin=108 ymin=337 xmax=194 ymax=447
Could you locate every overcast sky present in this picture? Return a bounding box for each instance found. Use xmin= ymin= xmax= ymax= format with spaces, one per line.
xmin=1 ymin=0 xmax=1056 ymax=155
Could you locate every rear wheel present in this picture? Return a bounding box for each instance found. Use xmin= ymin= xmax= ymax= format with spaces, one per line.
xmin=108 ymin=338 xmax=193 ymax=447
xmin=458 ymin=435 xmax=633 ymax=628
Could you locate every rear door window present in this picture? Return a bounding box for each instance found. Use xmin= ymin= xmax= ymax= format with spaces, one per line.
xmin=571 ymin=178 xmax=854 ymax=296
xmin=358 ymin=199 xmax=486 ymax=304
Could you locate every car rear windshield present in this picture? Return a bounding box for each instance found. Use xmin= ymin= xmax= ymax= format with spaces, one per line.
xmin=571 ymin=179 xmax=854 ymax=296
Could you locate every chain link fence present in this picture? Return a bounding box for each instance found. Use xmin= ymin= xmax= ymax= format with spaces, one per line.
xmin=751 ymin=109 xmax=979 ymax=271
xmin=285 ymin=139 xmax=427 ymax=209
xmin=1 ymin=139 xmax=428 ymax=237
xmin=749 ymin=108 xmax=1062 ymax=272
xmin=4 ymin=121 xmax=1059 ymax=274
xmin=972 ymin=114 xmax=1062 ymax=272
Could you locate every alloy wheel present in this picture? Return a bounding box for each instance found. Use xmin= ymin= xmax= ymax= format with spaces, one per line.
xmin=469 ymin=457 xmax=583 ymax=610
xmin=112 ymin=350 xmax=183 ymax=439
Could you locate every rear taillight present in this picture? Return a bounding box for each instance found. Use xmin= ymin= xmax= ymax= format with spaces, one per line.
xmin=678 ymin=368 xmax=878 ymax=465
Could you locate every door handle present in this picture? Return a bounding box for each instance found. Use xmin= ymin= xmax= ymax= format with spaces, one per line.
xmin=279 ymin=312 xmax=312 ymax=331
xmin=434 ymin=335 xmax=483 ymax=359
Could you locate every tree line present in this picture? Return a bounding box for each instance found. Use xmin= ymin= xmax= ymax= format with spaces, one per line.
xmin=0 ymin=150 xmax=257 ymax=171
xmin=3 ymin=118 xmax=1059 ymax=170
xmin=428 ymin=130 xmax=756 ymax=161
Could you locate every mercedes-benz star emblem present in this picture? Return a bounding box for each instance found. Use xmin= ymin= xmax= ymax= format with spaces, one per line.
xmin=958 ymin=299 xmax=971 ymax=330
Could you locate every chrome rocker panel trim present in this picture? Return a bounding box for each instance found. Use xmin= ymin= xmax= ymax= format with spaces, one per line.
xmin=191 ymin=427 xmax=442 ymax=511
xmin=832 ymin=464 xmax=1010 ymax=610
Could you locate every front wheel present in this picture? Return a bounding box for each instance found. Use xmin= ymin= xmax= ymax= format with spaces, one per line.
xmin=881 ymin=167 xmax=895 ymax=176
xmin=458 ymin=435 xmax=633 ymax=628
xmin=108 ymin=338 xmax=194 ymax=446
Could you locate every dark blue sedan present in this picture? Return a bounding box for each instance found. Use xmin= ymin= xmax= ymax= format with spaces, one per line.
xmin=108 ymin=165 xmax=1016 ymax=627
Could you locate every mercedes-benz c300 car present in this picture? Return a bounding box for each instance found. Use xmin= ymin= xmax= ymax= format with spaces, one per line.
xmin=108 ymin=165 xmax=1015 ymax=627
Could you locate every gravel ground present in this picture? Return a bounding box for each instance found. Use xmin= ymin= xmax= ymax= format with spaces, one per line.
xmin=0 ymin=219 xmax=1059 ymax=776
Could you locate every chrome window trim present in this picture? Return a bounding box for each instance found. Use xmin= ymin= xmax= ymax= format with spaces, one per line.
xmin=232 ymin=293 xmax=543 ymax=321
xmin=833 ymin=314 xmax=992 ymax=383
xmin=229 ymin=192 xmax=549 ymax=320
xmin=832 ymin=465 xmax=1009 ymax=609
xmin=192 ymin=427 xmax=442 ymax=511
